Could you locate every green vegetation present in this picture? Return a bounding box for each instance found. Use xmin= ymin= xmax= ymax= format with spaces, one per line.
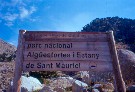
xmin=82 ymin=16 xmax=135 ymax=52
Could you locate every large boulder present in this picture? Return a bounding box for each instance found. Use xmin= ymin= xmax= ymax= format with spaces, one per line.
xmin=10 ymin=76 xmax=43 ymax=92
xmin=118 ymin=49 xmax=135 ymax=63
xmin=21 ymin=76 xmax=43 ymax=92
xmin=118 ymin=49 xmax=135 ymax=84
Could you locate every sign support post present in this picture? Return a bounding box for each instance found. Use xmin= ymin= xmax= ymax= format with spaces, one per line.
xmin=108 ymin=31 xmax=126 ymax=92
xmin=13 ymin=30 xmax=26 ymax=92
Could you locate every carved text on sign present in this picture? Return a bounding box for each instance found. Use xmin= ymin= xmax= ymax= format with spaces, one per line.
xmin=23 ymin=32 xmax=112 ymax=71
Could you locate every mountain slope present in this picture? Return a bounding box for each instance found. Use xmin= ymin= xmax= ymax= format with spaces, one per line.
xmin=0 ymin=39 xmax=16 ymax=61
xmin=81 ymin=17 xmax=135 ymax=52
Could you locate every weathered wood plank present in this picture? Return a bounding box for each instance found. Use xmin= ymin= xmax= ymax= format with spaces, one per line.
xmin=24 ymin=51 xmax=112 ymax=61
xmin=24 ymin=42 xmax=110 ymax=51
xmin=24 ymin=32 xmax=108 ymax=42
xmin=23 ymin=60 xmax=113 ymax=72
xmin=25 ymin=38 xmax=108 ymax=42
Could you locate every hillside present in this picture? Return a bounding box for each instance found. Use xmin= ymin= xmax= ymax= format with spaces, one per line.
xmin=0 ymin=39 xmax=16 ymax=90
xmin=0 ymin=39 xmax=16 ymax=62
xmin=81 ymin=16 xmax=135 ymax=52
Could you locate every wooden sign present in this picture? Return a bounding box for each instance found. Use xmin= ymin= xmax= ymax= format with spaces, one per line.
xmin=22 ymin=31 xmax=114 ymax=72
xmin=13 ymin=30 xmax=126 ymax=92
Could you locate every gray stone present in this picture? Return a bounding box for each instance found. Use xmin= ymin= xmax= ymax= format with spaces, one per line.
xmin=54 ymin=87 xmax=65 ymax=92
xmin=118 ymin=49 xmax=135 ymax=82
xmin=92 ymin=89 xmax=100 ymax=92
xmin=118 ymin=49 xmax=135 ymax=63
xmin=40 ymin=86 xmax=55 ymax=92
xmin=72 ymin=80 xmax=88 ymax=92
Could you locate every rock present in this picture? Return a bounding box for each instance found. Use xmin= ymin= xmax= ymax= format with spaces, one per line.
xmin=92 ymin=89 xmax=100 ymax=92
xmin=21 ymin=87 xmax=28 ymax=92
xmin=72 ymin=80 xmax=88 ymax=92
xmin=92 ymin=84 xmax=103 ymax=92
xmin=49 ymin=77 xmax=74 ymax=88
xmin=40 ymin=86 xmax=55 ymax=92
xmin=118 ymin=49 xmax=135 ymax=63
xmin=127 ymin=85 xmax=135 ymax=92
xmin=92 ymin=83 xmax=114 ymax=92
xmin=0 ymin=62 xmax=14 ymax=91
xmin=54 ymin=87 xmax=65 ymax=92
xmin=118 ymin=49 xmax=135 ymax=83
xmin=93 ymin=84 xmax=102 ymax=88
xmin=21 ymin=76 xmax=43 ymax=92
xmin=11 ymin=76 xmax=43 ymax=92
xmin=80 ymin=71 xmax=90 ymax=84
xmin=0 ymin=39 xmax=16 ymax=55
xmin=102 ymin=83 xmax=114 ymax=92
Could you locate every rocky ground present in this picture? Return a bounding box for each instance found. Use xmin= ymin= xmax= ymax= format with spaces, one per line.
xmin=0 ymin=62 xmax=15 ymax=92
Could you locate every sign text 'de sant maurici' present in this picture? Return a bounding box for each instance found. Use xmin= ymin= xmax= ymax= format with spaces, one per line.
xmin=23 ymin=32 xmax=113 ymax=71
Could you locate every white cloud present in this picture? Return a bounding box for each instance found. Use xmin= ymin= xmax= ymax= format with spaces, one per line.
xmin=2 ymin=13 xmax=18 ymax=26
xmin=0 ymin=0 xmax=38 ymax=26
xmin=20 ymin=7 xmax=29 ymax=19
xmin=5 ymin=22 xmax=14 ymax=27
xmin=4 ymin=13 xmax=18 ymax=21
xmin=19 ymin=6 xmax=37 ymax=19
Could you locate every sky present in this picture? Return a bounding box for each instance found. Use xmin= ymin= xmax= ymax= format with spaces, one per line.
xmin=0 ymin=0 xmax=135 ymax=46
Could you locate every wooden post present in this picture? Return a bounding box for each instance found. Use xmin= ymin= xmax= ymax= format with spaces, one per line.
xmin=12 ymin=30 xmax=26 ymax=92
xmin=108 ymin=31 xmax=126 ymax=92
